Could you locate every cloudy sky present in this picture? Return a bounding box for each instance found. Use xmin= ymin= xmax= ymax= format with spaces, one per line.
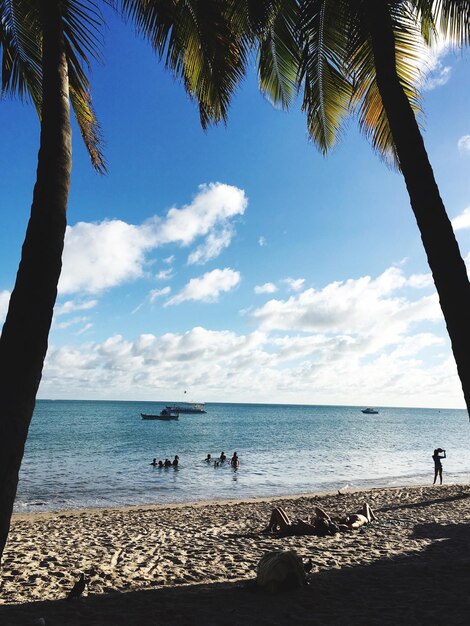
xmin=1 ymin=9 xmax=469 ymax=408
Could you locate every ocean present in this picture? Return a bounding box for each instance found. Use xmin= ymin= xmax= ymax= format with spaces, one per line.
xmin=14 ymin=400 xmax=470 ymax=513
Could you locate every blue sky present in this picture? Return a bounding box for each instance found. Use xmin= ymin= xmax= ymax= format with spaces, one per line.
xmin=1 ymin=9 xmax=470 ymax=407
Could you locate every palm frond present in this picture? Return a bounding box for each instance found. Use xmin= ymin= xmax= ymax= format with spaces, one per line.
xmin=298 ymin=0 xmax=353 ymax=153
xmin=120 ymin=0 xmax=250 ymax=128
xmin=0 ymin=0 xmax=42 ymax=111
xmin=60 ymin=0 xmax=106 ymax=172
xmin=418 ymin=0 xmax=470 ymax=46
xmin=348 ymin=3 xmax=424 ymax=168
xmin=1 ymin=0 xmax=105 ymax=171
xmin=257 ymin=0 xmax=300 ymax=110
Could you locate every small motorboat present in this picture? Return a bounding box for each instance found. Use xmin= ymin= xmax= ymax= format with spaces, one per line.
xmin=141 ymin=408 xmax=179 ymax=420
xmin=165 ymin=402 xmax=206 ymax=414
xmin=361 ymin=408 xmax=379 ymax=414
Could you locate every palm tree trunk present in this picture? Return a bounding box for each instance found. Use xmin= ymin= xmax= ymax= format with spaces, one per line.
xmin=362 ymin=0 xmax=470 ymax=417
xmin=0 ymin=2 xmax=71 ymax=560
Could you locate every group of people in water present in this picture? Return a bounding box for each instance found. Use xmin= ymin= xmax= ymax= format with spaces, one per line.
xmin=150 ymin=455 xmax=179 ymax=468
xmin=205 ymin=451 xmax=239 ymax=468
xmin=149 ymin=451 xmax=240 ymax=469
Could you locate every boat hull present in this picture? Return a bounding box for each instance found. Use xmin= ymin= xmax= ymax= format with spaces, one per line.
xmin=141 ymin=413 xmax=179 ymax=421
xmin=166 ymin=404 xmax=206 ymax=414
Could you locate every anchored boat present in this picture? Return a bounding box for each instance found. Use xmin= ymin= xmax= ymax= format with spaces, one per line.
xmin=141 ymin=408 xmax=179 ymax=420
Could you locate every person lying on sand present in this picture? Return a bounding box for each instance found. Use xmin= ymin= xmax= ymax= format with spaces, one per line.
xmin=262 ymin=503 xmax=376 ymax=537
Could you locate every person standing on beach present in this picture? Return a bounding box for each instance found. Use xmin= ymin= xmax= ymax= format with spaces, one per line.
xmin=432 ymin=448 xmax=446 ymax=484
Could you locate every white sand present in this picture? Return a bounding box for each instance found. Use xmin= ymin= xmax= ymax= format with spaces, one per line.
xmin=1 ymin=484 xmax=469 ymax=624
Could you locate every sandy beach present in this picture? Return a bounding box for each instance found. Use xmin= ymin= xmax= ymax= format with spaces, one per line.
xmin=1 ymin=483 xmax=469 ymax=625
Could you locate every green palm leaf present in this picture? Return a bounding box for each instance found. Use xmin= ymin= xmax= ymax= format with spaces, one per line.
xmin=0 ymin=0 xmax=42 ymax=111
xmin=257 ymin=0 xmax=300 ymax=110
xmin=348 ymin=3 xmax=424 ymax=167
xmin=298 ymin=0 xmax=353 ymax=153
xmin=120 ymin=0 xmax=250 ymax=128
xmin=1 ymin=0 xmax=105 ymax=172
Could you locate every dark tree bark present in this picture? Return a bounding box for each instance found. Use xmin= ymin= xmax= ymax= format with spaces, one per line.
xmin=363 ymin=0 xmax=470 ymax=416
xmin=0 ymin=2 xmax=71 ymax=560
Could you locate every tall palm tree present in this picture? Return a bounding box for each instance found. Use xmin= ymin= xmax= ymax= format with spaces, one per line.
xmin=0 ymin=0 xmax=249 ymax=561
xmin=254 ymin=0 xmax=470 ymax=415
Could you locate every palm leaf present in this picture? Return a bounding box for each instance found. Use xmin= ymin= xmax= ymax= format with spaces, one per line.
xmin=1 ymin=0 xmax=105 ymax=172
xmin=416 ymin=0 xmax=470 ymax=46
xmin=61 ymin=0 xmax=106 ymax=172
xmin=0 ymin=0 xmax=42 ymax=111
xmin=120 ymin=0 xmax=250 ymax=128
xmin=257 ymin=0 xmax=300 ymax=110
xmin=348 ymin=3 xmax=424 ymax=168
xmin=297 ymin=0 xmax=353 ymax=153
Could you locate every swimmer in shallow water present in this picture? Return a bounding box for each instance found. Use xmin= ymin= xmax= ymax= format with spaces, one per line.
xmin=150 ymin=458 xmax=158 ymax=467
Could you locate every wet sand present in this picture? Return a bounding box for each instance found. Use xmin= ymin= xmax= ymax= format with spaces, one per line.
xmin=1 ymin=483 xmax=469 ymax=624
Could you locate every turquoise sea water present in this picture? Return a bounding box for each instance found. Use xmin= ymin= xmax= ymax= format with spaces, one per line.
xmin=14 ymin=400 xmax=470 ymax=513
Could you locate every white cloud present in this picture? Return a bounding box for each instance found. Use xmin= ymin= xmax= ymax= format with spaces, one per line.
xmin=0 ymin=290 xmax=10 ymax=324
xmin=76 ymin=323 xmax=93 ymax=336
xmin=153 ymin=182 xmax=247 ymax=246
xmin=252 ymin=267 xmax=441 ymax=339
xmin=163 ymin=255 xmax=175 ymax=264
xmin=457 ymin=135 xmax=470 ymax=154
xmin=37 ymin=263 xmax=465 ymax=407
xmin=59 ymin=183 xmax=247 ymax=295
xmin=165 ymin=268 xmax=241 ymax=306
xmin=254 ymin=282 xmax=278 ymax=295
xmin=39 ymin=317 xmax=460 ymax=408
xmin=187 ymin=227 xmax=233 ymax=265
xmin=418 ymin=37 xmax=453 ymax=91
xmin=155 ymin=268 xmax=173 ymax=281
xmin=258 ymin=236 xmax=267 ymax=247
xmin=54 ymin=299 xmax=98 ymax=316
xmin=452 ymin=207 xmax=470 ymax=231
xmin=55 ymin=316 xmax=90 ymax=330
xmin=149 ymin=286 xmax=171 ymax=303
xmin=407 ymin=273 xmax=433 ymax=289
xmin=422 ymin=64 xmax=452 ymax=90
xmin=282 ymin=277 xmax=305 ymax=292
xmin=59 ymin=219 xmax=155 ymax=294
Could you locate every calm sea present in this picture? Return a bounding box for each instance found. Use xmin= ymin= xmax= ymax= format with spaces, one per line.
xmin=14 ymin=400 xmax=470 ymax=513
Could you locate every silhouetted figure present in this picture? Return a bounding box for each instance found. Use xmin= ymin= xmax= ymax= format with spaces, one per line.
xmin=164 ymin=458 xmax=172 ymax=467
xmin=220 ymin=451 xmax=226 ymax=462
xmin=433 ymin=448 xmax=446 ymax=484
xmin=205 ymin=453 xmax=212 ymax=463
xmin=67 ymin=573 xmax=87 ymax=600
xmin=150 ymin=458 xmax=158 ymax=466
xmin=158 ymin=460 xmax=164 ymax=468
xmin=231 ymin=452 xmax=239 ymax=469
xmin=172 ymin=455 xmax=179 ymax=467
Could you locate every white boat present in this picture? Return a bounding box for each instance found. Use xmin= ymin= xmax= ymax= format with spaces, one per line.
xmin=361 ymin=408 xmax=379 ymax=414
xmin=165 ymin=402 xmax=206 ymax=414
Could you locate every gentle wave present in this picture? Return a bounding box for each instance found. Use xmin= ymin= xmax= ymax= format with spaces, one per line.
xmin=14 ymin=400 xmax=470 ymax=512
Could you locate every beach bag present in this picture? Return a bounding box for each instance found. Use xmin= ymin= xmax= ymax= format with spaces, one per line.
xmin=256 ymin=550 xmax=307 ymax=594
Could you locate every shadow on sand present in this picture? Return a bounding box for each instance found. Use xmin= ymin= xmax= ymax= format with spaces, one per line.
xmin=1 ymin=516 xmax=469 ymax=626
